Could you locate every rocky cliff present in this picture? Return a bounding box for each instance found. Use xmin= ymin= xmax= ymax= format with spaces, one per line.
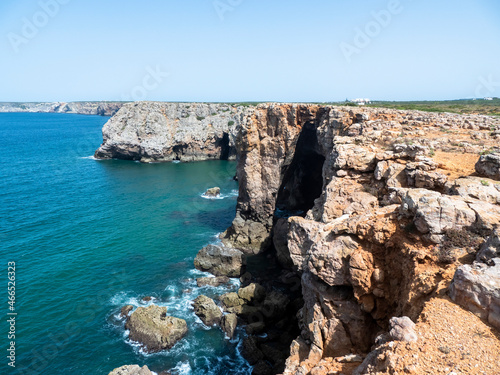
xmin=94 ymin=102 xmax=252 ymax=162
xmin=223 ymin=104 xmax=500 ymax=375
xmin=99 ymin=103 xmax=500 ymax=374
xmin=0 ymin=101 xmax=123 ymax=116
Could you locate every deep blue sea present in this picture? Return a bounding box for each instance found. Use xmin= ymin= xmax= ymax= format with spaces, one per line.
xmin=0 ymin=113 xmax=250 ymax=375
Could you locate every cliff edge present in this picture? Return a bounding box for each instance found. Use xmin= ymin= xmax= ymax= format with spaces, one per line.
xmin=98 ymin=103 xmax=500 ymax=375
xmin=0 ymin=101 xmax=123 ymax=116
xmin=94 ymin=102 xmax=252 ymax=162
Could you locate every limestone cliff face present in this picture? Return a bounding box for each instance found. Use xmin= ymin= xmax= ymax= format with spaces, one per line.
xmin=0 ymin=101 xmax=123 ymax=116
xmin=222 ymin=104 xmax=330 ymax=253
xmin=220 ymin=104 xmax=500 ymax=374
xmin=95 ymin=102 xmax=249 ymax=162
xmin=96 ymin=103 xmax=500 ymax=374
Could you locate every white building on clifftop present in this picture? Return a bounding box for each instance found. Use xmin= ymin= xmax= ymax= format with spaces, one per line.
xmin=349 ymin=98 xmax=371 ymax=105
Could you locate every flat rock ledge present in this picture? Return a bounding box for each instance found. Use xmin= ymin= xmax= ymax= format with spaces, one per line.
xmin=194 ymin=244 xmax=246 ymax=277
xmin=108 ymin=365 xmax=153 ymax=375
xmin=124 ymin=305 xmax=187 ymax=353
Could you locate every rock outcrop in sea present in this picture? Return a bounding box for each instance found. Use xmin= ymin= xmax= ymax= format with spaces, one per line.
xmin=108 ymin=365 xmax=153 ymax=375
xmin=95 ymin=102 xmax=252 ymax=162
xmin=101 ymin=103 xmax=500 ymax=375
xmin=124 ymin=305 xmax=188 ymax=353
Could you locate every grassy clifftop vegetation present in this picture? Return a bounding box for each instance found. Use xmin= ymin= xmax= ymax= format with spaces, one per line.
xmin=366 ymin=99 xmax=500 ymax=116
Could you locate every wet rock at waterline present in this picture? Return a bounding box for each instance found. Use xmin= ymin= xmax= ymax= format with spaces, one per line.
xmin=196 ymin=276 xmax=230 ymax=287
xmin=108 ymin=365 xmax=153 ymax=375
xmin=220 ymin=313 xmax=238 ymax=338
xmin=193 ymin=295 xmax=223 ymax=326
xmin=204 ymin=187 xmax=221 ymax=197
xmin=125 ymin=305 xmax=187 ymax=353
xmin=120 ymin=305 xmax=134 ymax=318
xmin=194 ymin=244 xmax=246 ymax=277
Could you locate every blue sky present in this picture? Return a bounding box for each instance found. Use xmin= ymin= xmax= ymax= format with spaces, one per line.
xmin=0 ymin=0 xmax=499 ymax=102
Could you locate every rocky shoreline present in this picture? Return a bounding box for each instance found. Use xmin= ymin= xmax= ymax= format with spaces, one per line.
xmin=0 ymin=101 xmax=124 ymax=116
xmin=104 ymin=103 xmax=500 ymax=375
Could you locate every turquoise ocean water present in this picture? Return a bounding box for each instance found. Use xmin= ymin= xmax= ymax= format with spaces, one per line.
xmin=0 ymin=113 xmax=250 ymax=374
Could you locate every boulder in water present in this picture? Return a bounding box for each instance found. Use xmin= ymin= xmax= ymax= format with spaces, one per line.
xmin=238 ymin=283 xmax=266 ymax=303
xmin=196 ymin=276 xmax=230 ymax=287
xmin=220 ymin=313 xmax=238 ymax=338
xmin=125 ymin=305 xmax=187 ymax=353
xmin=108 ymin=365 xmax=153 ymax=375
xmin=193 ymin=295 xmax=223 ymax=326
xmin=120 ymin=305 xmax=134 ymax=318
xmin=194 ymin=244 xmax=246 ymax=277
xmin=204 ymin=187 xmax=221 ymax=197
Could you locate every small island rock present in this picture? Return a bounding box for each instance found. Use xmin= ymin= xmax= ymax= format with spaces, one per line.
xmin=204 ymin=187 xmax=221 ymax=197
xmin=125 ymin=305 xmax=187 ymax=353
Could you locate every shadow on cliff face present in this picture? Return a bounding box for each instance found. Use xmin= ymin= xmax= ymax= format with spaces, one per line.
xmin=216 ymin=132 xmax=232 ymax=160
xmin=276 ymin=120 xmax=325 ymax=215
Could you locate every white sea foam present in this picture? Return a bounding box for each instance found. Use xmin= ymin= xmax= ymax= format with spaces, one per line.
xmin=80 ymin=155 xmax=97 ymax=160
xmin=171 ymin=361 xmax=191 ymax=375
xmin=172 ymin=160 xmax=181 ymax=164
xmin=200 ymin=189 xmax=238 ymax=200
xmin=165 ymin=285 xmax=178 ymax=295
xmin=109 ymin=292 xmax=141 ymax=307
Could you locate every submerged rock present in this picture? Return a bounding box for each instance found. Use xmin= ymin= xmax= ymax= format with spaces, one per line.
xmin=204 ymin=187 xmax=221 ymax=197
xmin=193 ymin=295 xmax=223 ymax=326
xmin=125 ymin=305 xmax=187 ymax=353
xmin=194 ymin=244 xmax=246 ymax=277
xmin=108 ymin=365 xmax=153 ymax=375
xmin=120 ymin=305 xmax=134 ymax=318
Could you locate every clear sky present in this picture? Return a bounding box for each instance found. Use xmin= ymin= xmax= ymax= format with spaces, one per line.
xmin=0 ymin=0 xmax=499 ymax=102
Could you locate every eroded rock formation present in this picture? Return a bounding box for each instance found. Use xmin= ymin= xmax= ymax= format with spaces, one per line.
xmin=0 ymin=101 xmax=123 ymax=116
xmin=219 ymin=104 xmax=500 ymax=374
xmin=125 ymin=305 xmax=187 ymax=353
xmin=97 ymin=103 xmax=500 ymax=374
xmin=95 ymin=102 xmax=251 ymax=162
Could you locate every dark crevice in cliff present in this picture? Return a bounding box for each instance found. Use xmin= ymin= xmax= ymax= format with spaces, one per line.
xmin=275 ymin=121 xmax=325 ymax=216
xmin=172 ymin=144 xmax=187 ymax=160
xmin=218 ymin=132 xmax=231 ymax=160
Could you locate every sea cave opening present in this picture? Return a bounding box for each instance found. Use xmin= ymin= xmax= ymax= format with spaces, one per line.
xmin=275 ymin=120 xmax=325 ymax=217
